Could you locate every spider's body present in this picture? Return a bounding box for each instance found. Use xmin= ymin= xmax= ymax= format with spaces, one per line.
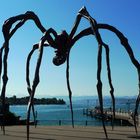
xmin=52 ymin=30 xmax=69 ymax=66
xmin=0 ymin=6 xmax=140 ymax=140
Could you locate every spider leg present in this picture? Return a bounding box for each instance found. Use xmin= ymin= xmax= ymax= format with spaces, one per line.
xmin=72 ymin=27 xmax=115 ymax=131
xmin=26 ymin=45 xmax=38 ymax=94
xmin=1 ymin=41 xmax=9 ymax=135
xmin=0 ymin=46 xmax=5 ymax=132
xmin=26 ymin=29 xmax=54 ymax=140
xmin=134 ymin=93 xmax=140 ymax=134
xmin=98 ymin=23 xmax=140 ymax=134
xmin=26 ymin=41 xmax=44 ymax=140
xmin=78 ymin=7 xmax=108 ymax=138
xmin=0 ymin=20 xmax=24 ymax=135
xmin=0 ymin=12 xmax=47 ymax=136
xmin=66 ymin=9 xmax=86 ymax=128
xmin=66 ymin=51 xmax=74 ymax=128
xmin=67 ymin=7 xmax=95 ymax=129
xmin=0 ymin=19 xmax=24 ymax=93
xmin=68 ymin=7 xmax=109 ymax=137
xmin=26 ymin=42 xmax=49 ymax=128
xmin=0 ymin=46 xmax=4 ymax=88
xmin=73 ymin=27 xmax=115 ymax=129
xmin=96 ymin=44 xmax=108 ymax=138
xmin=26 ymin=27 xmax=57 ymax=89
xmin=0 ymin=12 xmax=46 ymax=135
xmin=70 ymin=12 xmax=140 ymax=135
xmin=3 ymin=11 xmax=46 ymax=40
xmin=103 ymin=43 xmax=115 ymax=130
xmin=26 ymin=44 xmax=38 ymax=127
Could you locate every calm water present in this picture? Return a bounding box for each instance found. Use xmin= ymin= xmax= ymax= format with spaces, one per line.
xmin=10 ymin=96 xmax=139 ymax=126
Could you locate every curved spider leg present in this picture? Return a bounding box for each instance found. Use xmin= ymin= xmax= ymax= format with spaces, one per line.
xmin=63 ymin=12 xmax=83 ymax=128
xmin=69 ymin=29 xmax=94 ymax=128
xmin=68 ymin=8 xmax=110 ymax=136
xmin=78 ymin=7 xmax=108 ymax=138
xmin=26 ymin=28 xmax=57 ymax=138
xmin=72 ymin=26 xmax=115 ymax=132
xmin=0 ymin=46 xmax=4 ymax=88
xmin=26 ymin=42 xmax=49 ymax=128
xmin=26 ymin=28 xmax=56 ymax=130
xmin=65 ymin=8 xmax=91 ymax=128
xmin=98 ymin=23 xmax=140 ymax=134
xmin=26 ymin=40 xmax=44 ymax=140
xmin=0 ymin=20 xmax=26 ymax=107
xmin=134 ymin=93 xmax=140 ymax=133
xmin=92 ymin=30 xmax=108 ymax=139
xmin=3 ymin=11 xmax=46 ymax=41
xmin=102 ymin=42 xmax=115 ymax=130
xmin=26 ymin=44 xmax=38 ymax=127
xmin=0 ymin=19 xmax=29 ymax=134
xmin=66 ymin=51 xmax=74 ymax=128
xmin=1 ymin=40 xmax=9 ymax=135
xmin=26 ymin=29 xmax=54 ymax=140
xmin=0 ymin=12 xmax=46 ymax=135
xmin=96 ymin=45 xmax=108 ymax=138
xmin=0 ymin=46 xmax=4 ymax=132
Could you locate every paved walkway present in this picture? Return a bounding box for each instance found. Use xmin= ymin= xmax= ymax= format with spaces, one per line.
xmin=0 ymin=126 xmax=140 ymax=140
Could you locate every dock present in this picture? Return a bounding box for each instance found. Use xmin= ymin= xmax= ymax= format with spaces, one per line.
xmin=83 ymin=108 xmax=140 ymax=126
xmin=107 ymin=110 xmax=140 ymax=126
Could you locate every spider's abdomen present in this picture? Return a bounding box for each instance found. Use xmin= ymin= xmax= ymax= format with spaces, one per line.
xmin=53 ymin=30 xmax=69 ymax=66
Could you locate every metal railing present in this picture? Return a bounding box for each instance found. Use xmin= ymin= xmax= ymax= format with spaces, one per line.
xmin=35 ymin=119 xmax=113 ymax=126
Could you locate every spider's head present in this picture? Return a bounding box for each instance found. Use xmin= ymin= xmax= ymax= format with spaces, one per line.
xmin=53 ymin=30 xmax=69 ymax=66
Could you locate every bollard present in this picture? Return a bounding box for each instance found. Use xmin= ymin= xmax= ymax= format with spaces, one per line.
xmin=85 ymin=120 xmax=88 ymax=126
xmin=59 ymin=120 xmax=61 ymax=126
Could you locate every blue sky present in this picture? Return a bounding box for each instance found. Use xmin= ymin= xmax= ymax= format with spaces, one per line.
xmin=0 ymin=0 xmax=140 ymax=98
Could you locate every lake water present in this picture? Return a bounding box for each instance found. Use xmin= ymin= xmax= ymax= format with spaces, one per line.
xmin=10 ymin=96 xmax=139 ymax=126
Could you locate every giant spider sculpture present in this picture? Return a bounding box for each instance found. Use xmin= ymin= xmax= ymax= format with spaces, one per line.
xmin=0 ymin=7 xmax=140 ymax=140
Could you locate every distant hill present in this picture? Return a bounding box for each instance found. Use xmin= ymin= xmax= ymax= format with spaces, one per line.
xmin=0 ymin=95 xmax=66 ymax=105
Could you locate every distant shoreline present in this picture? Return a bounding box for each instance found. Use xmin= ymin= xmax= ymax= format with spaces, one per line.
xmin=0 ymin=96 xmax=66 ymax=105
xmin=10 ymin=104 xmax=66 ymax=106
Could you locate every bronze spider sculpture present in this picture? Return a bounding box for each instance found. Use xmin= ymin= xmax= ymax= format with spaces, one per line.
xmin=0 ymin=6 xmax=140 ymax=140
